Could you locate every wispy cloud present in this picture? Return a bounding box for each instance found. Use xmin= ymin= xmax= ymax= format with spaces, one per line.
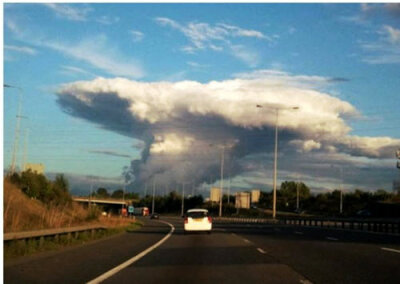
xmin=60 ymin=65 xmax=98 ymax=78
xmin=96 ymin=15 xmax=120 ymax=25
xmin=4 ymin=44 xmax=37 ymax=55
xmin=155 ymin=17 xmax=269 ymax=66
xmin=43 ymin=3 xmax=92 ymax=22
xmin=361 ymin=25 xmax=400 ymax=64
xmin=230 ymin=45 xmax=260 ymax=68
xmin=5 ymin=19 xmax=144 ymax=78
xmin=130 ymin=30 xmax=144 ymax=42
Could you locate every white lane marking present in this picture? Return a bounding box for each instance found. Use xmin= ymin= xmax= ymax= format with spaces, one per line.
xmin=326 ymin=237 xmax=338 ymax=241
xmin=294 ymin=231 xmax=304 ymax=235
xmin=87 ymin=220 xmax=175 ymax=284
xmin=300 ymin=279 xmax=313 ymax=284
xmin=257 ymin=248 xmax=266 ymax=254
xmin=381 ymin=247 xmax=400 ymax=254
xmin=243 ymin=238 xmax=251 ymax=243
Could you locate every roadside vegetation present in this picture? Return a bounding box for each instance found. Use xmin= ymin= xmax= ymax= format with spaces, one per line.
xmin=4 ymin=171 xmax=141 ymax=259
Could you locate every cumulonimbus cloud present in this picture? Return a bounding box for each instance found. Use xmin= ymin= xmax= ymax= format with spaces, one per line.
xmin=55 ymin=70 xmax=400 ymax=190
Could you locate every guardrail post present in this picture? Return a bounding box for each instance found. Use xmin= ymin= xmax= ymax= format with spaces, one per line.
xmin=39 ymin=236 xmax=44 ymax=247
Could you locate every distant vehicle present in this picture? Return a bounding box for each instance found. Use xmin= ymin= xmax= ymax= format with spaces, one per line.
xmin=150 ymin=213 xmax=159 ymax=219
xmin=133 ymin=207 xmax=150 ymax=216
xmin=356 ymin=209 xmax=372 ymax=217
xmin=184 ymin=209 xmax=212 ymax=234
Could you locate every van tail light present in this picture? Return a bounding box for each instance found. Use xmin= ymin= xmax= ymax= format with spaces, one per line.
xmin=184 ymin=217 xmax=188 ymax=224
xmin=208 ymin=216 xmax=212 ymax=223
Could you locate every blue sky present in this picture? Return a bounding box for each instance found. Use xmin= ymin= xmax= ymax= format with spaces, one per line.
xmin=3 ymin=3 xmax=400 ymax=194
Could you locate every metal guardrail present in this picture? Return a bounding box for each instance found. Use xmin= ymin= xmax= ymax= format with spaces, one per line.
xmin=213 ymin=217 xmax=277 ymax=224
xmin=4 ymin=224 xmax=107 ymax=243
xmin=213 ymin=216 xmax=400 ymax=235
xmin=279 ymin=217 xmax=400 ymax=235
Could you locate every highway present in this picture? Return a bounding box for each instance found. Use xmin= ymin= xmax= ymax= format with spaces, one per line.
xmin=4 ymin=217 xmax=400 ymax=284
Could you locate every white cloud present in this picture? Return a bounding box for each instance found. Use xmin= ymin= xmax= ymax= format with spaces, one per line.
xmin=4 ymin=44 xmax=37 ymax=55
xmin=130 ymin=30 xmax=144 ymax=42
xmin=60 ymin=65 xmax=97 ymax=78
xmin=5 ymin=19 xmax=144 ymax=78
xmin=56 ymin=71 xmax=400 ymax=190
xmin=96 ymin=16 xmax=120 ymax=25
xmin=361 ymin=25 xmax=400 ymax=64
xmin=155 ymin=17 xmax=268 ymax=66
xmin=43 ymin=3 xmax=92 ymax=22
xmin=230 ymin=45 xmax=260 ymax=67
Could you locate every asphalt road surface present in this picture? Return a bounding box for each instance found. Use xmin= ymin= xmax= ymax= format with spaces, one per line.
xmin=4 ymin=217 xmax=400 ymax=284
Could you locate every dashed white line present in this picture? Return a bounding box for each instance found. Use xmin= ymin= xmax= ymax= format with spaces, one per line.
xmin=381 ymin=247 xmax=400 ymax=254
xmin=300 ymin=279 xmax=313 ymax=284
xmin=257 ymin=248 xmax=266 ymax=254
xmin=326 ymin=237 xmax=338 ymax=241
xmin=87 ymin=220 xmax=175 ymax=284
xmin=243 ymin=238 xmax=251 ymax=243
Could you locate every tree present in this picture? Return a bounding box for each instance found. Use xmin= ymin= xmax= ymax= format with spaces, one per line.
xmin=96 ymin=187 xmax=109 ymax=198
xmin=111 ymin=189 xmax=124 ymax=199
xmin=54 ymin=174 xmax=69 ymax=193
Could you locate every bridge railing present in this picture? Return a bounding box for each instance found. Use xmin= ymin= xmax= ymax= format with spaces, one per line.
xmin=4 ymin=224 xmax=107 ymax=244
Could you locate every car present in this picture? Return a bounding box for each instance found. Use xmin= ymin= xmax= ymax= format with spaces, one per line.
xmin=184 ymin=209 xmax=212 ymax=234
xmin=150 ymin=213 xmax=160 ymax=219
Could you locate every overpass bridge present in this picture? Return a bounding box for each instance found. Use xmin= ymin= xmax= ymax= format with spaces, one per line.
xmin=72 ymin=197 xmax=139 ymax=215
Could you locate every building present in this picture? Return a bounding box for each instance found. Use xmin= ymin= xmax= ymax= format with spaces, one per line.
xmin=210 ymin=187 xmax=221 ymax=202
xmin=235 ymin=192 xmax=250 ymax=209
xmin=24 ymin=163 xmax=45 ymax=174
xmin=251 ymin=189 xmax=261 ymax=203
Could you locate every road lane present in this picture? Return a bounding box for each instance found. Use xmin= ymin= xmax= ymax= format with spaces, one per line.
xmin=4 ymin=219 xmax=171 ymax=284
xmin=219 ymin=223 xmax=400 ymax=284
xmin=105 ymin=217 xmax=309 ymax=284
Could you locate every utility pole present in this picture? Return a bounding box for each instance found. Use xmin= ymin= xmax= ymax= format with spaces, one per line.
xmin=5 ymin=84 xmax=23 ymax=175
xmin=23 ymin=128 xmax=29 ymax=171
xmin=219 ymin=146 xmax=225 ymax=217
xmin=144 ymin=182 xmax=148 ymax=197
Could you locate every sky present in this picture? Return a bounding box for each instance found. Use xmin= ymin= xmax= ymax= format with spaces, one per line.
xmin=3 ymin=3 xmax=400 ymax=195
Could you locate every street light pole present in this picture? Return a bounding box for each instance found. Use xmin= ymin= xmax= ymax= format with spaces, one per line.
xmin=256 ymin=104 xmax=299 ymax=219
xmin=152 ymin=178 xmax=156 ymax=215
xmin=181 ymin=182 xmax=185 ymax=217
xmin=219 ymin=146 xmax=225 ymax=217
xmin=272 ymin=109 xmax=279 ymax=219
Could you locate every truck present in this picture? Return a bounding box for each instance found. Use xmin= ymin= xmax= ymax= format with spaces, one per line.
xmin=133 ymin=207 xmax=149 ymax=216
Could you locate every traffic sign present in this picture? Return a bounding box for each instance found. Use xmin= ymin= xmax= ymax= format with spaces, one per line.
xmin=128 ymin=206 xmax=134 ymax=213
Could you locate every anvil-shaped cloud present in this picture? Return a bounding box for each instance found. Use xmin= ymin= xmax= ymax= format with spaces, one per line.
xmin=56 ymin=70 xmax=399 ymax=191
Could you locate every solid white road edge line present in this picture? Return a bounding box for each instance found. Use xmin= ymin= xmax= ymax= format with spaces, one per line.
xmin=243 ymin=238 xmax=251 ymax=243
xmin=381 ymin=247 xmax=400 ymax=254
xmin=87 ymin=220 xmax=175 ymax=284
